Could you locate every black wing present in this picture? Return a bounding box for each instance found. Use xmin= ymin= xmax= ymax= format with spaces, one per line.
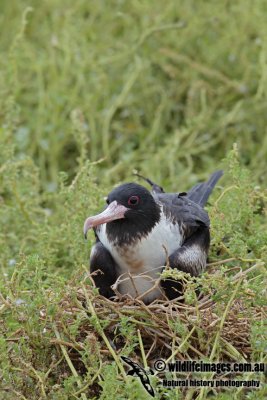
xmin=155 ymin=192 xmax=210 ymax=231
xmin=90 ymin=239 xmax=118 ymax=299
xmin=153 ymin=170 xmax=223 ymax=233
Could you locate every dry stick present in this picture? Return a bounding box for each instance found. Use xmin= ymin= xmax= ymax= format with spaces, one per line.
xmin=144 ymin=326 xmax=174 ymax=345
xmin=238 ymin=257 xmax=262 ymax=263
xmin=128 ymin=299 xmax=169 ymax=330
xmin=8 ymin=389 xmax=29 ymax=400
xmin=222 ymin=266 xmax=242 ymax=275
xmin=44 ymin=355 xmax=65 ymax=382
xmin=146 ymin=338 xmax=157 ymax=359
xmin=53 ymin=325 xmax=88 ymax=400
xmin=8 ymin=328 xmax=23 ymax=337
xmin=6 ymin=337 xmax=28 ymax=342
xmin=207 ymin=258 xmax=236 ymax=267
xmin=60 ymin=319 xmax=84 ymax=351
xmin=199 ymin=262 xmax=263 ymax=312
xmin=197 ymin=278 xmax=244 ymax=400
xmin=111 ymin=272 xmax=131 ymax=298
xmin=50 ymin=339 xmax=84 ymax=351
xmin=128 ymin=272 xmax=140 ymax=297
xmin=220 ymin=338 xmax=247 ymax=362
xmin=0 ymin=292 xmax=12 ymax=308
xmin=74 ymin=361 xmax=103 ymax=397
xmin=151 ymin=300 xmax=203 ymax=356
xmin=147 ymin=326 xmax=204 ymax=358
xmin=232 ymin=262 xmax=264 ymax=281
xmin=136 ymin=277 xmax=162 ymax=301
xmin=20 ymin=360 xmax=47 ymax=399
xmin=211 ymin=278 xmax=243 ymax=357
xmin=138 ymin=329 xmax=148 ymax=369
xmin=152 ymin=327 xmax=197 ymax=380
xmin=81 ymin=284 xmax=127 ymax=382
xmin=165 ymin=326 xmax=196 ymax=365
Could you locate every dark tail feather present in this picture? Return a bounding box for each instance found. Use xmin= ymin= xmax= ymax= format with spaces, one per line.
xmin=187 ymin=170 xmax=223 ymax=207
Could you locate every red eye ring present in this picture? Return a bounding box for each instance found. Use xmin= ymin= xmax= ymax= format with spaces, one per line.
xmin=128 ymin=195 xmax=140 ymax=206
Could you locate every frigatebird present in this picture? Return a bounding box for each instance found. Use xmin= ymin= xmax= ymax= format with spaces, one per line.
xmin=83 ymin=171 xmax=223 ymax=303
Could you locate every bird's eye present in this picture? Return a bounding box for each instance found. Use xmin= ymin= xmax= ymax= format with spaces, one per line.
xmin=128 ymin=195 xmax=140 ymax=206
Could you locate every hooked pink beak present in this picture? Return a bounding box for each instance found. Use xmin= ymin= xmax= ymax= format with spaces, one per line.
xmin=83 ymin=201 xmax=128 ymax=239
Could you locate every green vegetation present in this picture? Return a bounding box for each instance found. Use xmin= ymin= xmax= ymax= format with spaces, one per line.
xmin=0 ymin=1 xmax=266 ymax=399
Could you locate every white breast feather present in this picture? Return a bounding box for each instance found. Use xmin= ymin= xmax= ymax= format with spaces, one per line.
xmin=97 ymin=211 xmax=182 ymax=303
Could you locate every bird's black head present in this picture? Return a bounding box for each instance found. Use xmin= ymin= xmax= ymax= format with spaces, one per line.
xmin=83 ymin=183 xmax=161 ymax=244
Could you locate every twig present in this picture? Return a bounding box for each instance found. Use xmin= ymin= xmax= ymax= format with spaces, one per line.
xmin=197 ymin=278 xmax=243 ymax=400
xmin=81 ymin=284 xmax=127 ymax=381
xmin=207 ymin=258 xmax=236 ymax=267
xmin=53 ymin=325 xmax=88 ymax=400
xmin=137 ymin=329 xmax=148 ymax=369
xmin=232 ymin=262 xmax=264 ymax=281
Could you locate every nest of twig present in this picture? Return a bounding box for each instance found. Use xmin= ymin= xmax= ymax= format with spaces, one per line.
xmin=52 ymin=271 xmax=266 ymax=372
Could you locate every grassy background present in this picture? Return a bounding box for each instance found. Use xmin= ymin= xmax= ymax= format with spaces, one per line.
xmin=1 ymin=0 xmax=267 ymax=189
xmin=0 ymin=1 xmax=266 ymax=399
